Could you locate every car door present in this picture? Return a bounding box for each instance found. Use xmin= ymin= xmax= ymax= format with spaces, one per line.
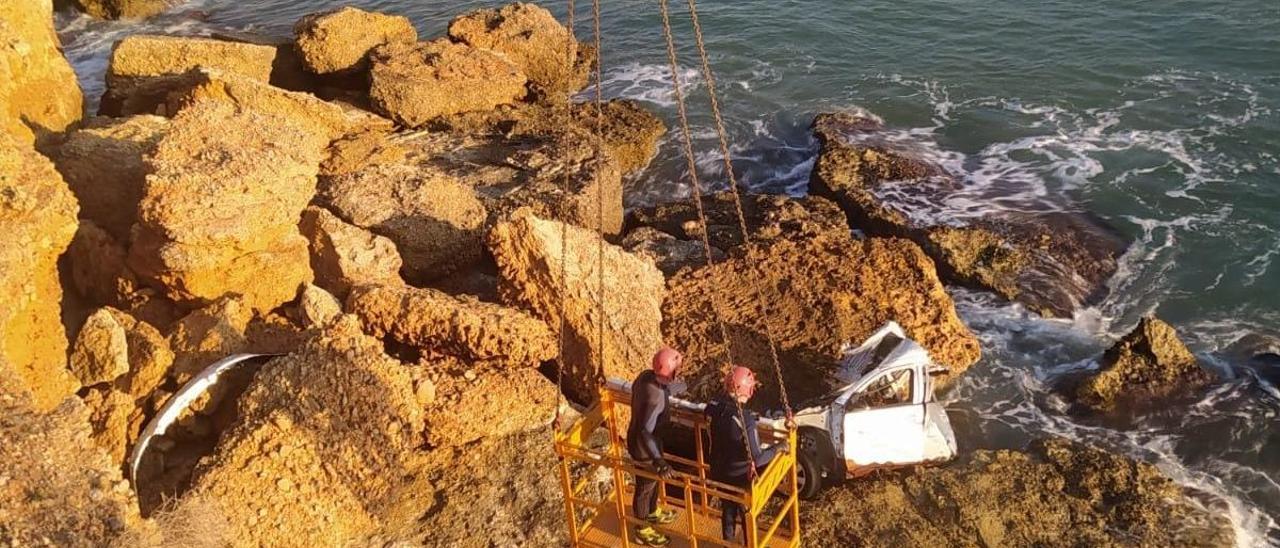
xmin=840 ymin=366 xmax=926 ymax=468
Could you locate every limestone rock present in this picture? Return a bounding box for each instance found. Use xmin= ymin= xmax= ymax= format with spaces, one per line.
xmin=190 ymin=315 xmax=429 ymax=547
xmin=448 ymin=2 xmax=587 ymax=100
xmin=318 ymin=163 xmax=486 ymax=283
xmin=56 ymin=115 xmax=169 ymax=240
xmin=298 ymin=206 xmax=404 ymax=298
xmin=64 ymin=0 xmax=172 ymax=19
xmin=298 ymin=283 xmax=342 ymax=329
xmin=104 ymin=307 xmax=175 ymax=399
xmin=293 ymin=7 xmax=417 ymax=75
xmin=802 ymin=437 xmax=1234 ymax=548
xmin=625 ymin=191 xmax=850 ymax=256
xmin=0 ymin=134 xmax=81 ymax=411
xmin=663 ymin=230 xmax=981 ymax=403
xmin=348 ymin=284 xmax=556 ymax=368
xmin=101 ymin=35 xmax=276 ymax=116
xmin=572 ymin=99 xmax=666 ymax=174
xmin=83 ymin=387 xmax=137 ymax=465
xmin=320 ymin=127 xmax=406 ymax=177
xmin=489 ymin=211 xmax=666 ymax=401
xmin=424 ymin=364 xmax=555 ymax=448
xmin=621 ymin=226 xmax=720 ymax=277
xmin=368 ymin=39 xmax=527 ymax=127
xmin=809 ymin=112 xmax=1127 ymax=317
xmin=1075 ymin=317 xmax=1212 ymax=411
xmin=70 ymin=308 xmax=131 ymax=386
xmin=128 ymin=101 xmax=322 ymax=311
xmin=62 ymin=221 xmax=139 ymax=307
xmin=168 ymin=296 xmax=253 ymax=383
xmin=0 ymin=1 xmax=83 ymax=145
xmin=0 ymin=374 xmax=141 ymax=545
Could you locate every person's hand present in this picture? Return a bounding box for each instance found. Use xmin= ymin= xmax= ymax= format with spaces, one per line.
xmin=653 ymin=459 xmax=676 ymax=480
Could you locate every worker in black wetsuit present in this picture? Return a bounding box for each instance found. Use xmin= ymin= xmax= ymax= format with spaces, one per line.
xmin=706 ymin=365 xmax=786 ymax=543
xmin=625 ymin=347 xmax=684 ymax=546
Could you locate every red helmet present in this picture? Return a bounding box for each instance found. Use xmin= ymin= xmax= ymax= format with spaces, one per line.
xmin=724 ymin=365 xmax=758 ymax=399
xmin=652 ymin=347 xmax=683 ymax=380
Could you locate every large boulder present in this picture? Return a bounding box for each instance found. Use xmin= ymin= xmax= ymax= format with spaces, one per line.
xmin=0 ymin=0 xmax=83 ymax=145
xmin=298 ymin=206 xmax=404 ymax=298
xmin=802 ymin=437 xmax=1234 ymax=547
xmin=62 ymin=0 xmax=172 ymax=19
xmin=127 ymin=101 xmax=323 ymax=311
xmin=100 ymin=35 xmax=276 ymax=116
xmin=0 ymin=372 xmax=142 ymax=545
xmin=368 ymin=39 xmax=527 ymax=127
xmin=292 ymin=7 xmax=417 ymax=75
xmin=663 ymin=230 xmax=981 ymax=403
xmin=348 ymin=284 xmax=557 ymax=369
xmin=422 ymin=362 xmax=556 ymax=448
xmin=572 ymin=100 xmax=666 ymax=174
xmin=1074 ymin=317 xmax=1213 ymax=411
xmin=489 ymin=211 xmax=666 ymax=402
xmin=448 ymin=2 xmax=588 ymax=101
xmin=55 ymin=115 xmax=169 ymax=240
xmin=809 ymin=112 xmax=1126 ymax=317
xmin=318 ymin=163 xmax=486 ymax=283
xmin=0 ymin=134 xmax=81 ymax=411
xmin=188 ymin=315 xmax=430 ymax=547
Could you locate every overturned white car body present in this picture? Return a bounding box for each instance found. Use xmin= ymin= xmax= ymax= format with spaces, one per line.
xmin=788 ymin=321 xmax=958 ymax=497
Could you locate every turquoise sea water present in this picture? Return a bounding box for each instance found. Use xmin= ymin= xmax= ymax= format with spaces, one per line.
xmin=55 ymin=0 xmax=1280 ymax=544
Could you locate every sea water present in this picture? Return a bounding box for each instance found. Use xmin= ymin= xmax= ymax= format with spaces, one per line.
xmin=54 ymin=0 xmax=1280 ymax=544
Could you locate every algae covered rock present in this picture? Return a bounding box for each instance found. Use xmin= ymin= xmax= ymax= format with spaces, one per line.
xmin=368 ymin=39 xmax=527 ymax=127
xmin=1075 ymin=317 xmax=1213 ymax=411
xmin=293 ymin=6 xmax=417 ymax=75
xmin=489 ymin=211 xmax=666 ymax=402
xmin=0 ymin=134 xmax=81 ymax=411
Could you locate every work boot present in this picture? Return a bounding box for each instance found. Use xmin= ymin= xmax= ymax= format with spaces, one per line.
xmin=646 ymin=507 xmax=678 ymax=525
xmin=633 ymin=525 xmax=670 ymax=546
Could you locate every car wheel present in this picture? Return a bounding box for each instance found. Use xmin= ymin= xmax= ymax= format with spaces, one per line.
xmin=796 ymin=429 xmax=829 ymax=500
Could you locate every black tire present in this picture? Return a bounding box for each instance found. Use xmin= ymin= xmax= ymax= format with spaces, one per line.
xmin=796 ymin=429 xmax=831 ymax=500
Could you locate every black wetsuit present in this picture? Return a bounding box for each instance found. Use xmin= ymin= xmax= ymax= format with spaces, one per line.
xmin=705 ymin=394 xmax=779 ymax=541
xmin=627 ymin=370 xmax=671 ymax=520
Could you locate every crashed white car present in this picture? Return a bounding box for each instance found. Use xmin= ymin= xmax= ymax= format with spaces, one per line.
xmin=785 ymin=321 xmax=958 ymax=498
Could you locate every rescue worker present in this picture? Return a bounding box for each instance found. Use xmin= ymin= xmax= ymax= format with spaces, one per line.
xmin=626 ymin=347 xmax=684 ymax=546
xmin=705 ymin=365 xmax=787 ymax=543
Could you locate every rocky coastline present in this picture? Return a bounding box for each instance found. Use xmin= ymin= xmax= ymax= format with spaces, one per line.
xmin=0 ymin=1 xmax=1237 ymax=546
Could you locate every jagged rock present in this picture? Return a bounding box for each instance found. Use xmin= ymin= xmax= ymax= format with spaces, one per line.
xmin=128 ymin=101 xmax=322 ymax=311
xmin=401 ymin=127 xmax=624 ymax=235
xmin=0 ymin=369 xmax=142 ymax=545
xmin=298 ymin=206 xmax=404 ymax=298
xmin=293 ymin=7 xmax=417 ymax=75
xmin=63 ymin=0 xmax=172 ymax=19
xmin=82 ymin=387 xmax=137 ymax=465
xmin=101 ymin=35 xmax=276 ymax=116
xmin=448 ymin=2 xmax=588 ymax=100
xmin=1075 ymin=317 xmax=1212 ymax=411
xmin=168 ymin=296 xmax=253 ymax=383
xmin=809 ymin=112 xmax=1126 ymax=317
xmin=320 ymin=128 xmax=406 ymax=177
xmin=62 ymin=221 xmax=139 ymax=307
xmin=368 ymin=39 xmax=527 ymax=127
xmin=626 ymin=191 xmax=850 ymax=254
xmin=298 ymin=283 xmax=342 ymax=329
xmin=0 ymin=134 xmax=80 ymax=411
xmin=663 ymin=230 xmax=981 ymax=403
xmin=572 ymin=99 xmax=666 ymax=174
xmin=348 ymin=284 xmax=557 ymax=368
xmin=70 ymin=308 xmax=131 ymax=386
xmin=423 ymin=362 xmax=555 ymax=448
xmin=189 ymin=315 xmax=430 ymax=547
xmin=621 ymin=227 xmax=720 ymax=277
xmin=0 ymin=1 xmax=83 ymax=145
xmin=803 ymin=437 xmax=1234 ymax=548
xmin=318 ymin=163 xmax=486 ymax=283
xmin=56 ymin=115 xmax=169 ymax=240
xmin=103 ymin=307 xmax=174 ymax=399
xmin=489 ymin=211 xmax=666 ymax=402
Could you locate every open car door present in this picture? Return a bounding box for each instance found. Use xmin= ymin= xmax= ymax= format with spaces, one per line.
xmin=839 ymin=365 xmax=928 ymax=469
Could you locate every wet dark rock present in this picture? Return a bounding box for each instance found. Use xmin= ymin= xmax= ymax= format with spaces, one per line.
xmin=1074 ymin=317 xmax=1214 ymax=411
xmin=809 ymin=111 xmax=1128 ymax=317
